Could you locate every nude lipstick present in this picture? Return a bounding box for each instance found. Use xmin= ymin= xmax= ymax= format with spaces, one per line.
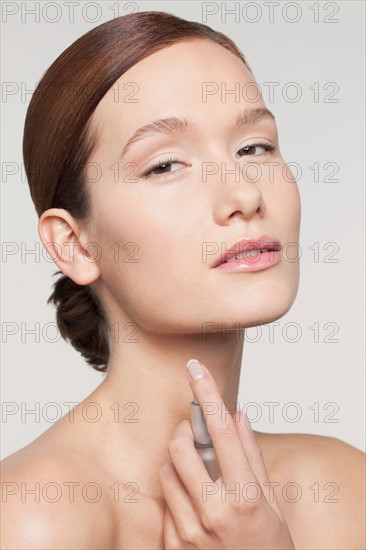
xmin=190 ymin=397 xmax=221 ymax=482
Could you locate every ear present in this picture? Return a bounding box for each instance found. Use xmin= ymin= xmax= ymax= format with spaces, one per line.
xmin=38 ymin=208 xmax=101 ymax=286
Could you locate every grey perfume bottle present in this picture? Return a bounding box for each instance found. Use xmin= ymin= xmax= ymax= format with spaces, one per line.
xmin=190 ymin=398 xmax=221 ymax=482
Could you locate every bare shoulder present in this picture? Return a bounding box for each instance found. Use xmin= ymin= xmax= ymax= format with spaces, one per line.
xmin=255 ymin=431 xmax=366 ymax=550
xmin=1 ymin=438 xmax=114 ymax=549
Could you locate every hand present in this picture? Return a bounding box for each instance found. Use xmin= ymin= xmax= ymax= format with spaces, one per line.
xmin=158 ymin=359 xmax=295 ymax=549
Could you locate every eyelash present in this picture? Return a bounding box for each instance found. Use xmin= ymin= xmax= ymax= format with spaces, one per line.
xmin=142 ymin=142 xmax=277 ymax=179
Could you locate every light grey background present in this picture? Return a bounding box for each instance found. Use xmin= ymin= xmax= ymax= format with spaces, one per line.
xmin=1 ymin=1 xmax=365 ymax=459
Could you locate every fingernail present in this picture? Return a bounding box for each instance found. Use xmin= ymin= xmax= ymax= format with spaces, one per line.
xmin=187 ymin=359 xmax=205 ymax=380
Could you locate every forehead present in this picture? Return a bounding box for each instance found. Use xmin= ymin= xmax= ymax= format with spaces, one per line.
xmin=91 ymin=39 xmax=262 ymax=136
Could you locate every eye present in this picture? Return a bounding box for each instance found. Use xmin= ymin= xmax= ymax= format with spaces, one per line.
xmin=237 ymin=142 xmax=276 ymax=157
xmin=142 ymin=157 xmax=184 ymax=179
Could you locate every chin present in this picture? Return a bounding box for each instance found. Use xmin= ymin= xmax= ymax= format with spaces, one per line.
xmin=207 ymin=278 xmax=299 ymax=330
xmin=241 ymin=280 xmax=300 ymax=328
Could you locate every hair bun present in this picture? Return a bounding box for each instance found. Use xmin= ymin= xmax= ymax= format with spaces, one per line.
xmin=47 ymin=271 xmax=109 ymax=371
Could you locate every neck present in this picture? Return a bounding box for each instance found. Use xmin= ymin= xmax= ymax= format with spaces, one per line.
xmin=92 ymin=329 xmax=245 ymax=501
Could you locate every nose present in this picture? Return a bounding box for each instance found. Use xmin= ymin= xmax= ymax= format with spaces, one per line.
xmin=211 ymin=159 xmax=267 ymax=224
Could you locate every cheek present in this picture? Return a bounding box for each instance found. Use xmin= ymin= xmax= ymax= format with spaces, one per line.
xmin=94 ymin=204 xmax=199 ymax=330
xmin=271 ymin=164 xmax=301 ymax=235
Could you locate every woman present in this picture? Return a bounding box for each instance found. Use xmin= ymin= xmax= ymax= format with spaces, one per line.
xmin=2 ymin=10 xmax=364 ymax=550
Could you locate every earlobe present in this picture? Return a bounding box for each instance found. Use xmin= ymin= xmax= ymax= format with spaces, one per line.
xmin=38 ymin=208 xmax=101 ymax=286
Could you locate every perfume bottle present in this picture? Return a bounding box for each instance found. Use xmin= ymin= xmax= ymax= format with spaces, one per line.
xmin=190 ymin=397 xmax=221 ymax=482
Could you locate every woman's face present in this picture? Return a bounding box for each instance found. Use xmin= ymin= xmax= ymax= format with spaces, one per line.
xmin=86 ymin=38 xmax=301 ymax=334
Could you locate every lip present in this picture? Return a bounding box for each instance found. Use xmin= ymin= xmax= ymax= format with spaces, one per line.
xmin=212 ymin=234 xmax=282 ymax=271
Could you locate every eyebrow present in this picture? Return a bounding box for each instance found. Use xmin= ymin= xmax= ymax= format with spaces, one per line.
xmin=119 ymin=107 xmax=275 ymax=160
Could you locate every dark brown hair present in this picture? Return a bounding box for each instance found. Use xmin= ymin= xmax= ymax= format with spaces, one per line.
xmin=23 ymin=10 xmax=251 ymax=372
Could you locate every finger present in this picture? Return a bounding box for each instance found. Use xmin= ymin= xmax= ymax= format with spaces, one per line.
xmin=186 ymin=359 xmax=257 ymax=488
xmin=166 ymin=419 xmax=219 ymax=509
xmin=158 ymin=461 xmax=202 ymax=544
xmin=235 ymin=410 xmax=285 ymax=520
xmin=162 ymin=504 xmax=182 ymax=550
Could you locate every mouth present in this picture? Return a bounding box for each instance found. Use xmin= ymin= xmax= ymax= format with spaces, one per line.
xmin=212 ymin=235 xmax=282 ymax=269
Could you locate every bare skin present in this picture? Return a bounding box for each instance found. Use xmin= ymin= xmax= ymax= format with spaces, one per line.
xmin=1 ymin=394 xmax=364 ymax=549
xmin=1 ymin=39 xmax=365 ymax=548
